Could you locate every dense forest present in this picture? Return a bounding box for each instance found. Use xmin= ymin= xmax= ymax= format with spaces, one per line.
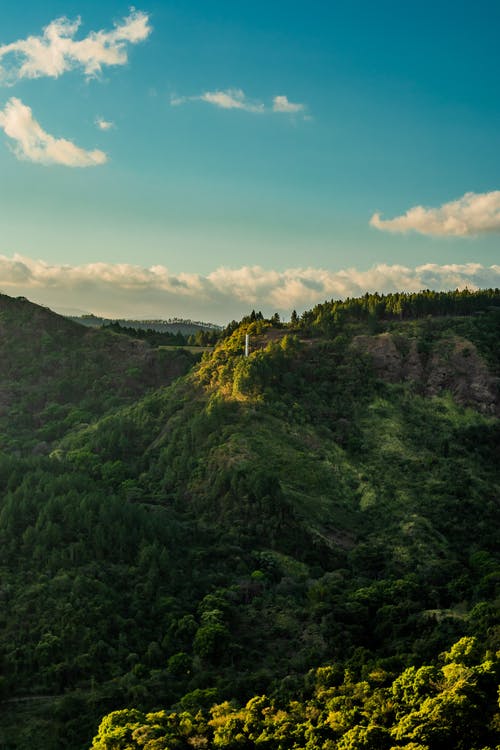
xmin=90 ymin=637 xmax=498 ymax=750
xmin=0 ymin=288 xmax=498 ymax=749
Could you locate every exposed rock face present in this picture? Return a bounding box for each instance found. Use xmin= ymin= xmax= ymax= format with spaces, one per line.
xmin=352 ymin=333 xmax=499 ymax=415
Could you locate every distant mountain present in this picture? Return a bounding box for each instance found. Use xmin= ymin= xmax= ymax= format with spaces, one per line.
xmin=52 ymin=306 xmax=92 ymax=317
xmin=67 ymin=313 xmax=223 ymax=335
xmin=0 ymin=288 xmax=498 ymax=750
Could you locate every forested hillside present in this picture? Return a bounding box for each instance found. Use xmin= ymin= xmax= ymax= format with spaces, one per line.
xmin=0 ymin=294 xmax=198 ymax=452
xmin=0 ymin=289 xmax=498 ymax=749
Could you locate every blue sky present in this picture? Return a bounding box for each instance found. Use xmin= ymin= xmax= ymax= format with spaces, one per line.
xmin=0 ymin=1 xmax=498 ymax=321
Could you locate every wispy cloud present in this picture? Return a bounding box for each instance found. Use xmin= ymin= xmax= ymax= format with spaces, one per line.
xmin=0 ymin=254 xmax=497 ymax=321
xmin=0 ymin=97 xmax=107 ymax=166
xmin=171 ymin=88 xmax=307 ymax=116
xmin=0 ymin=9 xmax=152 ymax=83
xmin=272 ymin=95 xmax=304 ymax=113
xmin=171 ymin=88 xmax=265 ymax=113
xmin=95 ymin=117 xmax=115 ymax=131
xmin=200 ymin=89 xmax=265 ymax=113
xmin=371 ymin=190 xmax=500 ymax=237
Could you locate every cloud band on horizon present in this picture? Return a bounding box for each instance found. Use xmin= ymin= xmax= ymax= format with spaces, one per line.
xmin=0 ymin=254 xmax=498 ymax=322
xmin=371 ymin=190 xmax=500 ymax=236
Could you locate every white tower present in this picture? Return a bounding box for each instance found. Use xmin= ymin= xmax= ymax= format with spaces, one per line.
xmin=245 ymin=333 xmax=249 ymax=357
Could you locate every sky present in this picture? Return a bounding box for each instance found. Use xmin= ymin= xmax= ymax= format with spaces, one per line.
xmin=0 ymin=0 xmax=499 ymax=322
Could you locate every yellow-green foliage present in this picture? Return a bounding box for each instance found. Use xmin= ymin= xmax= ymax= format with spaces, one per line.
xmin=89 ymin=638 xmax=499 ymax=749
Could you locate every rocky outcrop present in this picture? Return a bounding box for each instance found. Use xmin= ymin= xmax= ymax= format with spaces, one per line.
xmin=352 ymin=333 xmax=499 ymax=415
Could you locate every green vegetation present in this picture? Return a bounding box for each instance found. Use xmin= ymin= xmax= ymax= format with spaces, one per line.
xmin=297 ymin=287 xmax=500 ymax=329
xmin=0 ymin=289 xmax=498 ymax=749
xmin=0 ymin=294 xmax=198 ymax=452
xmin=89 ymin=637 xmax=499 ymax=750
xmin=101 ymin=321 xmax=220 ymax=348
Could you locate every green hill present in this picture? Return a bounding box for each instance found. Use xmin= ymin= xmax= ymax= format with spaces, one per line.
xmin=0 ymin=290 xmax=498 ymax=749
xmin=0 ymin=294 xmax=198 ymax=453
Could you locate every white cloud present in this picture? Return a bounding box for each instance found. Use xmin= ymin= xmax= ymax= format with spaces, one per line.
xmin=0 ymin=254 xmax=498 ymax=322
xmin=370 ymin=190 xmax=500 ymax=236
xmin=95 ymin=117 xmax=114 ymax=131
xmin=0 ymin=9 xmax=151 ymax=83
xmin=272 ymin=95 xmax=304 ymax=113
xmin=200 ymin=89 xmax=265 ymax=112
xmin=171 ymin=89 xmax=307 ymax=116
xmin=171 ymin=88 xmax=265 ymax=113
xmin=169 ymin=94 xmax=187 ymax=106
xmin=0 ymin=97 xmax=107 ymax=166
